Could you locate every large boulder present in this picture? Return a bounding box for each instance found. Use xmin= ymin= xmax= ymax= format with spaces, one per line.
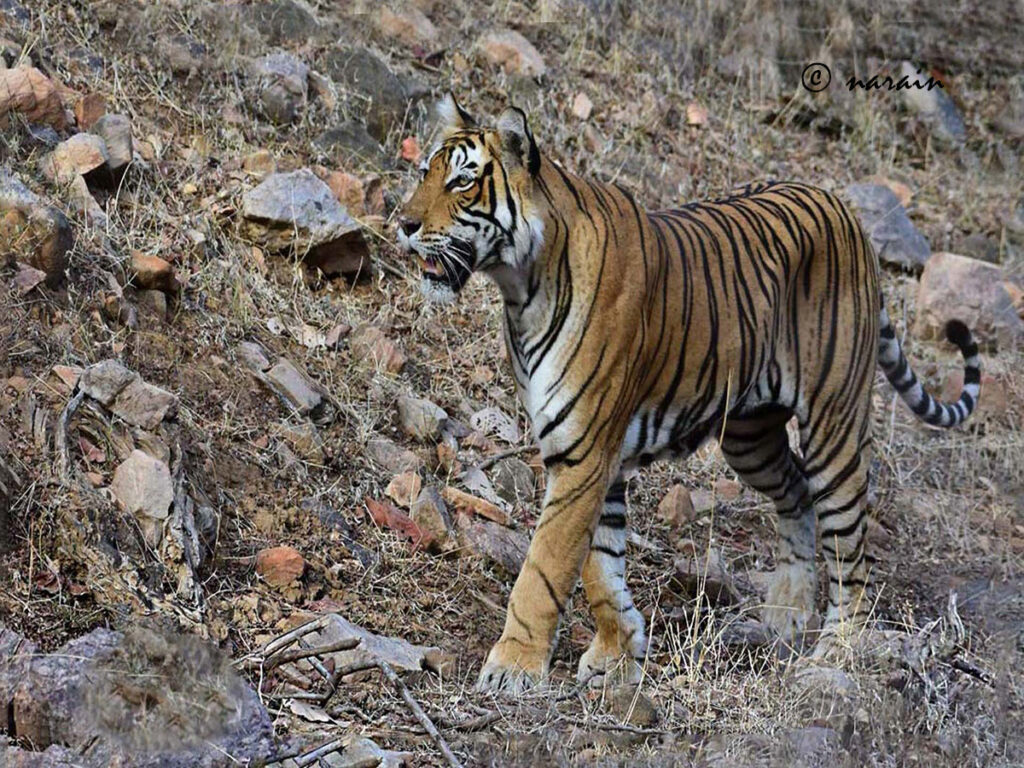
xmin=914 ymin=252 xmax=1023 ymax=350
xmin=845 ymin=183 xmax=931 ymax=272
xmin=241 ymin=168 xmax=369 ymax=277
xmin=322 ymin=47 xmax=411 ymax=142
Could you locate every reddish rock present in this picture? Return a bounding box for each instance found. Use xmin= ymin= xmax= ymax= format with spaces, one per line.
xmin=130 ymin=250 xmax=177 ymax=293
xmin=400 ymin=136 xmax=421 ymax=164
xmin=714 ymin=478 xmax=744 ymax=501
xmin=350 ymin=325 xmax=406 ymax=374
xmin=256 ymin=545 xmax=305 ymax=587
xmin=442 ymin=486 xmax=508 ymax=525
xmin=0 ymin=67 xmax=67 ymax=130
xmin=685 ymin=101 xmax=708 ymax=126
xmin=455 ymin=515 xmax=529 ymax=576
xmin=74 ymin=92 xmax=106 ymax=129
xmin=366 ymin=438 xmax=423 ymax=473
xmin=571 ymin=92 xmax=593 ymax=120
xmin=942 ymin=369 xmax=1010 ymax=418
xmin=478 ymin=29 xmax=546 ymax=77
xmin=658 ymin=484 xmax=695 ymax=527
xmin=385 ymin=471 xmax=422 ymax=508
xmin=377 ymin=5 xmax=438 ymax=46
xmin=43 ymin=132 xmax=109 ymax=183
xmin=410 ymin=486 xmax=452 ymax=543
xmin=325 ymin=171 xmax=364 ymax=214
xmin=243 ymin=149 xmax=277 ymax=177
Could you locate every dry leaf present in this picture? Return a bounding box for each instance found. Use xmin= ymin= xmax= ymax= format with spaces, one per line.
xmin=365 ymin=497 xmax=436 ymax=551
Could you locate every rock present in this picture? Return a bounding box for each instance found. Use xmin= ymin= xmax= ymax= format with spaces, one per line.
xmin=130 ymin=250 xmax=177 ymax=293
xmin=0 ymin=66 xmax=67 ymax=130
xmin=318 ymin=737 xmax=413 ymax=768
xmin=237 ymin=341 xmax=272 ymax=373
xmin=690 ymin=488 xmax=715 ymax=514
xmin=658 ymin=484 xmax=695 ymax=527
xmin=788 ymin=665 xmax=859 ymax=710
xmin=273 ymin=421 xmax=324 ymax=462
xmin=456 ymin=515 xmax=529 ymax=576
xmin=243 ymin=149 xmax=276 ymax=177
xmin=865 ymin=175 xmax=913 ymax=207
xmin=396 ymin=395 xmax=447 ymax=441
xmin=74 ymin=92 xmax=106 ymax=129
xmin=250 ymin=52 xmax=309 ymax=125
xmin=714 ymin=478 xmax=743 ymax=501
xmin=241 ymin=169 xmax=369 ymax=277
xmin=314 ymin=122 xmax=386 ymax=167
xmin=385 ymin=471 xmax=422 ymax=508
xmin=157 ymin=33 xmax=207 ymax=76
xmin=366 ymin=438 xmax=423 ymax=473
xmin=957 ymin=232 xmax=1001 ymax=264
xmin=572 ymin=92 xmax=593 ymax=120
xmin=685 ymin=101 xmax=708 ymax=126
xmin=265 ymin=358 xmax=322 ymax=415
xmin=298 ymin=612 xmax=446 ymax=675
xmin=322 ymin=47 xmax=410 ymax=142
xmin=137 ymin=289 xmax=167 ymax=318
xmin=13 ymin=262 xmax=46 ymax=294
xmin=110 ymin=449 xmax=173 ymax=546
xmin=672 ymin=549 xmax=740 ymax=606
xmin=0 ymin=171 xmax=71 ymax=285
xmin=323 ymin=171 xmax=364 ymax=214
xmin=350 ymin=325 xmax=407 ymax=373
xmin=606 ymin=684 xmax=659 ymax=727
xmin=250 ymin=0 xmax=321 ymax=46
xmin=90 ymin=113 xmax=132 ymax=173
xmin=400 ymin=135 xmax=421 ymax=163
xmin=51 ymin=365 xmax=83 ymax=391
xmin=256 ymin=545 xmax=305 ymax=587
xmin=469 ymin=406 xmax=520 ymax=444
xmin=778 ymin=726 xmax=842 ymax=763
xmin=109 ymin=378 xmax=176 ymax=429
xmin=443 ymin=486 xmax=508 ymax=525
xmin=492 ymin=457 xmax=535 ymax=505
xmin=914 ymin=252 xmax=1023 ymax=349
xmin=6 ymin=625 xmax=274 ymax=766
xmin=410 ymin=486 xmax=452 ymax=542
xmin=845 ymin=183 xmax=931 ymax=272
xmin=377 ymin=5 xmax=438 ymax=47
xmin=78 ymin=359 xmax=136 ymax=405
xmin=899 ymin=61 xmax=966 ymax=146
xmin=43 ymin=132 xmax=110 ymax=185
xmin=942 ymin=369 xmax=1009 ymax=418
xmin=478 ymin=29 xmax=546 ymax=77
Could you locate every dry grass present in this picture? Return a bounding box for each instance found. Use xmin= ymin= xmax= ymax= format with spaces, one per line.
xmin=1 ymin=0 xmax=1022 ymax=765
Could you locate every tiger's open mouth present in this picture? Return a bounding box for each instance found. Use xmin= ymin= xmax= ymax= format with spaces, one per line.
xmin=417 ymin=241 xmax=475 ymax=293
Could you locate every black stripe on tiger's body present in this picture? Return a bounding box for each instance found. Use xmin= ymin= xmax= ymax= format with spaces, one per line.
xmin=396 ymin=95 xmax=981 ymax=696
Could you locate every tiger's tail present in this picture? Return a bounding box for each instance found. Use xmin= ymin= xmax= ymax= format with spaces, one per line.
xmin=878 ymin=305 xmax=980 ymax=428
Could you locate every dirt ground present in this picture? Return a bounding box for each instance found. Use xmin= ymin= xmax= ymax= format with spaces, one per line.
xmin=1 ymin=1 xmax=1022 ymax=766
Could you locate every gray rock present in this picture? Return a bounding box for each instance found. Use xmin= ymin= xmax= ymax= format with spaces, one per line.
xmin=366 ymin=437 xmax=423 ymax=473
xmin=778 ymin=726 xmax=842 ymax=764
xmin=110 ymin=450 xmax=173 ymax=547
xmin=237 ymin=341 xmax=272 ymax=372
xmin=90 ymin=114 xmax=133 ymax=173
xmin=0 ymin=169 xmax=72 ymax=286
xmin=900 ymin=61 xmax=966 ymax=146
xmin=314 ymin=122 xmax=386 ymax=167
xmin=110 ymin=378 xmax=178 ymax=429
xmin=396 ymin=395 xmax=448 ymax=442
xmin=250 ymin=52 xmax=309 ymax=125
xmin=157 ymin=34 xmax=207 ymax=76
xmin=845 ymin=183 xmax=931 ymax=272
xmin=456 ymin=515 xmax=530 ymax=576
xmin=249 ymin=0 xmax=321 ymax=46
xmin=241 ymin=168 xmax=363 ymax=256
xmin=301 ymin=613 xmax=446 ymax=675
xmin=410 ymin=486 xmax=453 ymax=543
xmin=492 ymin=457 xmax=535 ymax=505
xmin=322 ymin=47 xmax=410 ymax=142
xmin=7 ymin=626 xmax=274 ymax=767
xmin=79 ymin=359 xmax=136 ymax=405
xmin=265 ymin=358 xmax=322 ymax=415
xmin=957 ymin=232 xmax=1001 ymax=264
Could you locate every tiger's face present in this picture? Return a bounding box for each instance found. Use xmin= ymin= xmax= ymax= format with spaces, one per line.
xmin=397 ymin=95 xmax=543 ymax=303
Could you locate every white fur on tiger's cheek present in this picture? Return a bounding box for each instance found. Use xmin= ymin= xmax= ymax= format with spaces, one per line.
xmin=420 ymin=278 xmax=456 ymax=304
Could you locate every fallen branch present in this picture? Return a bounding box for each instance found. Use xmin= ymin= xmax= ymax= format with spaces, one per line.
xmin=54 ymin=388 xmax=84 ymax=484
xmin=292 ymin=737 xmax=347 ymax=768
xmin=377 ymin=660 xmax=463 ymax=768
xmin=265 ymin=637 xmax=361 ymax=670
xmin=473 ymin=444 xmax=535 ymax=472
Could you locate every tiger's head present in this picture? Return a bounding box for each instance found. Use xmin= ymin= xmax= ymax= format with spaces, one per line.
xmin=397 ymin=94 xmax=544 ymax=303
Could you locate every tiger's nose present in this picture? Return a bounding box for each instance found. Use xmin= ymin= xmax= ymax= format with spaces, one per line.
xmin=398 ymin=216 xmax=421 ymax=238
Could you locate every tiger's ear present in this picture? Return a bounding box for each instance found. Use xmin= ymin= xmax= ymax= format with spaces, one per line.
xmin=436 ymin=92 xmax=477 ymax=135
xmin=497 ymin=107 xmax=541 ymax=176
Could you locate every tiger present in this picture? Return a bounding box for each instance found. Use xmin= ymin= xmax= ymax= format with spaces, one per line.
xmin=396 ymin=94 xmax=981 ymax=694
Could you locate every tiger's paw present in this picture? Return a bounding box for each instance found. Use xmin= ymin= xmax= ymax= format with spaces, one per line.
xmin=762 ymin=560 xmax=818 ymax=644
xmin=475 ymin=639 xmax=548 ymax=696
xmin=576 ymin=626 xmax=646 ymax=688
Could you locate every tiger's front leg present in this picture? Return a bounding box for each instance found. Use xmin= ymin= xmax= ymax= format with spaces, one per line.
xmin=476 ymin=457 xmax=611 ymax=695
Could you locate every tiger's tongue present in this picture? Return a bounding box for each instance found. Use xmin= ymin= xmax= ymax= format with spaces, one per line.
xmin=419 ymin=257 xmax=443 ymax=276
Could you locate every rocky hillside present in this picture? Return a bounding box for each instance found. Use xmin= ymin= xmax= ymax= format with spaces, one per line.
xmin=1 ymin=1 xmax=1022 ymax=766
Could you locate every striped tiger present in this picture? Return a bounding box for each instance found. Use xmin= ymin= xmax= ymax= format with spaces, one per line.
xmin=397 ymin=95 xmax=981 ymax=694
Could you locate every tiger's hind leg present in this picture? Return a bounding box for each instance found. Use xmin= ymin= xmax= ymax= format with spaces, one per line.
xmin=720 ymin=407 xmax=817 ymax=643
xmin=577 ymin=476 xmax=647 ymax=686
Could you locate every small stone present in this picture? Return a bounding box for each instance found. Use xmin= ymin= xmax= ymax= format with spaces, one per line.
xmin=250 ymin=0 xmax=321 ymax=46
xmin=79 ymin=359 xmax=136 ymax=406
xmin=366 ymin=437 xmax=423 ymax=473
xmin=386 ymin=471 xmax=422 ymax=509
xmin=50 ymin=365 xmax=82 ymax=391
xmin=243 ymin=149 xmax=277 ymax=177
xmin=137 ymin=289 xmax=167 ymax=318
xmin=606 ymin=685 xmax=659 ymax=728
xmin=43 ymin=132 xmax=109 ymax=184
xmin=237 ymin=341 xmax=272 ymax=372
xmin=714 ymin=478 xmax=743 ymax=501
xmin=157 ymin=33 xmax=206 ymax=75
xmin=845 ymin=183 xmax=931 ymax=272
xmin=110 ymin=378 xmax=178 ymax=429
xmin=685 ymin=101 xmax=708 ymax=126
xmin=321 ymin=47 xmax=411 ymax=143
xmin=410 ymin=486 xmax=452 ymax=542
xmin=456 ymin=515 xmax=529 ymax=575
xmin=865 ymin=175 xmax=913 ymax=207
xmin=658 ymin=484 xmax=695 ymax=527
xmin=396 ymin=395 xmax=448 ymax=442
xmin=478 ymin=29 xmax=546 ymax=77
xmin=958 ymin=232 xmax=1001 ymax=264
xmin=491 ymin=457 xmax=535 ymax=505
xmin=400 ymin=136 xmax=421 ymax=163
xmin=436 ymin=441 xmax=461 ymax=474
xmin=111 ymin=449 xmax=174 ymax=528
xmin=350 ymin=325 xmax=406 ymax=374
xmin=130 ymin=250 xmax=177 ymax=293
xmin=571 ymin=92 xmax=593 ymax=120
xmin=325 ymin=323 xmax=351 ymax=348
xmin=265 ymin=358 xmax=322 ymax=415
xmin=899 ymin=61 xmax=965 ymax=145
xmin=690 ymin=488 xmax=715 ymax=514
xmin=672 ymin=549 xmax=740 ymax=606
xmin=250 ymin=52 xmax=309 ymax=125
xmin=442 ymin=487 xmax=508 ymax=525
xmin=273 ymin=421 xmax=324 ymax=462
xmin=90 ymin=113 xmax=133 ymax=173
xmin=377 ymin=5 xmax=438 ymax=47
xmin=0 ymin=170 xmax=71 ymax=285
xmin=74 ymin=92 xmax=106 ymax=129
xmin=314 ymin=122 xmax=386 ymax=167
xmin=13 ymin=262 xmax=46 ymax=294
xmin=914 ymin=252 xmax=1023 ymax=349
xmin=0 ymin=66 xmax=67 ymax=131
xmin=256 ymin=545 xmax=305 ymax=587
